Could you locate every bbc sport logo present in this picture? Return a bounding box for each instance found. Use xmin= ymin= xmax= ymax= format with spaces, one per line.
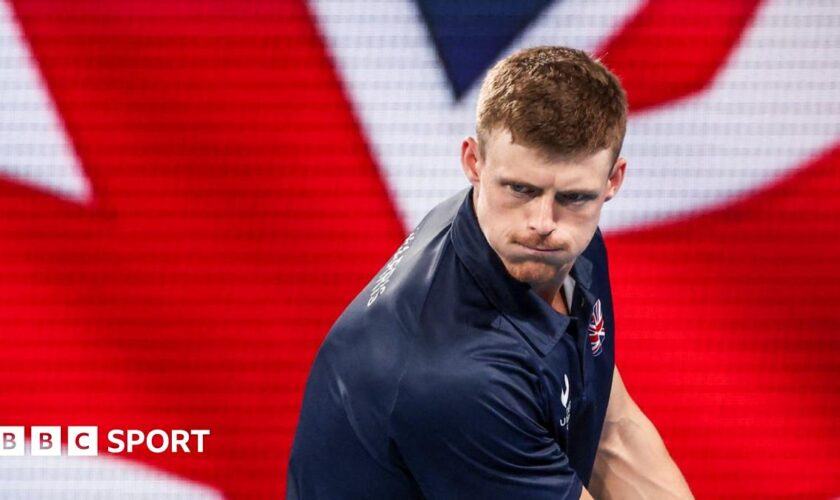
xmin=0 ymin=426 xmax=210 ymax=456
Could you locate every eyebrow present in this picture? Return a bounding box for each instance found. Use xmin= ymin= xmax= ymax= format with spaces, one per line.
xmin=497 ymin=177 xmax=600 ymax=200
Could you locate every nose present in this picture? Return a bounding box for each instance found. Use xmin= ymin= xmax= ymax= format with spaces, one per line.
xmin=528 ymin=195 xmax=556 ymax=237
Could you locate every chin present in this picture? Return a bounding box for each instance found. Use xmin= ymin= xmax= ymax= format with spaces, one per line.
xmin=505 ymin=260 xmax=561 ymax=286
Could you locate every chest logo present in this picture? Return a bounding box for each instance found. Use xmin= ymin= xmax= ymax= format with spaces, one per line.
xmin=560 ymin=374 xmax=570 ymax=408
xmin=559 ymin=374 xmax=571 ymax=429
xmin=588 ymin=299 xmax=606 ymax=356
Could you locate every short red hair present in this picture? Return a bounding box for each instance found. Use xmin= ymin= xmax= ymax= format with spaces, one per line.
xmin=476 ymin=46 xmax=628 ymax=164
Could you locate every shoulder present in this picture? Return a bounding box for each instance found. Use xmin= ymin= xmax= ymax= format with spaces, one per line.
xmin=329 ymin=189 xmax=478 ymax=343
xmin=315 ymin=189 xmax=477 ymax=388
xmin=363 ymin=189 xmax=466 ymax=311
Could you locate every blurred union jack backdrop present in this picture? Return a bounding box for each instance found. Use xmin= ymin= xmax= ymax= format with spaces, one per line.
xmin=0 ymin=0 xmax=838 ymax=498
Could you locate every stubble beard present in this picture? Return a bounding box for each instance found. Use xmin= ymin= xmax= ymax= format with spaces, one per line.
xmin=503 ymin=258 xmax=564 ymax=288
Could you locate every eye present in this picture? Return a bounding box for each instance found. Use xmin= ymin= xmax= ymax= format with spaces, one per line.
xmin=509 ymin=183 xmax=536 ymax=197
xmin=557 ymin=193 xmax=594 ymax=206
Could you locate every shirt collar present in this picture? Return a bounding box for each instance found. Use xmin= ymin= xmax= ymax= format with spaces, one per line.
xmin=450 ymin=188 xmax=595 ymax=356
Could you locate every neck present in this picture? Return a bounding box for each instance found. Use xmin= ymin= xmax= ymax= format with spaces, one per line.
xmin=533 ymin=282 xmax=561 ymax=304
xmin=532 ymin=270 xmax=571 ymax=315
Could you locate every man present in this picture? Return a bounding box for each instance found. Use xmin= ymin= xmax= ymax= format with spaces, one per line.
xmin=288 ymin=46 xmax=693 ymax=499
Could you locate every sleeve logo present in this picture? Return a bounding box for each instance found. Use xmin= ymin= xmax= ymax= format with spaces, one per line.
xmin=367 ymin=232 xmax=416 ymax=307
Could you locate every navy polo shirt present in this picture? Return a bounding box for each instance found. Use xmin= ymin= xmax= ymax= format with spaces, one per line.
xmin=288 ymin=188 xmax=616 ymax=499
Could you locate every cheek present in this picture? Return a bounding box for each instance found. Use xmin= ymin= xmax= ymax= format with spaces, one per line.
xmin=564 ymin=207 xmax=602 ymax=247
xmin=485 ymin=216 xmax=518 ymax=248
xmin=478 ymin=192 xmax=523 ymax=236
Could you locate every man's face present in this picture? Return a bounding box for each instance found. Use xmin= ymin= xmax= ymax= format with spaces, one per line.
xmin=460 ymin=129 xmax=626 ymax=291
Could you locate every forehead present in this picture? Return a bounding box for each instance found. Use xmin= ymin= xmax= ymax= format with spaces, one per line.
xmin=482 ymin=129 xmax=613 ymax=187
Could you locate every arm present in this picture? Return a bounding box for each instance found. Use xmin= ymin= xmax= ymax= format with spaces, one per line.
xmin=589 ymin=367 xmax=694 ymax=499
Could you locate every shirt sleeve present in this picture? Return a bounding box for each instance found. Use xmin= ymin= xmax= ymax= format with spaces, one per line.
xmin=390 ymin=352 xmax=583 ymax=500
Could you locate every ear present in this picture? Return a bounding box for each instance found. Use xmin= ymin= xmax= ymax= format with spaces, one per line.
xmin=604 ymin=157 xmax=626 ymax=202
xmin=460 ymin=136 xmax=482 ymax=187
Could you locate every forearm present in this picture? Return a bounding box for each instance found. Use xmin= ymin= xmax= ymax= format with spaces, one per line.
xmin=589 ymin=410 xmax=693 ymax=500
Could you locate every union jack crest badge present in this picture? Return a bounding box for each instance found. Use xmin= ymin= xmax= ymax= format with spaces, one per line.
xmin=588 ymin=299 xmax=606 ymax=356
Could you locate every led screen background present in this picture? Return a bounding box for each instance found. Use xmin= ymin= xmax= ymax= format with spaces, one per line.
xmin=0 ymin=0 xmax=838 ymax=498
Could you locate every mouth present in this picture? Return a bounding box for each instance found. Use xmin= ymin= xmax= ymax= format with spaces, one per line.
xmin=516 ymin=243 xmax=564 ymax=254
